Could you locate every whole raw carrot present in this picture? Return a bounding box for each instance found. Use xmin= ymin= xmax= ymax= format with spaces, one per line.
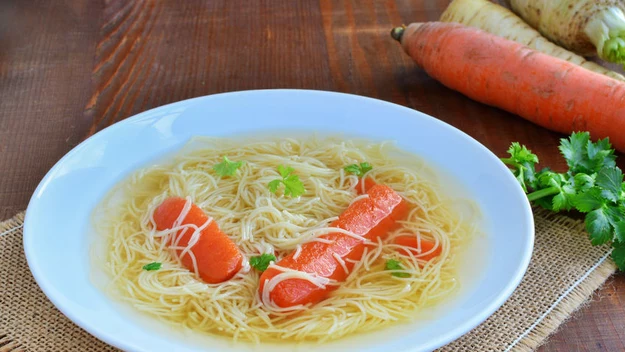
xmin=391 ymin=22 xmax=625 ymax=153
xmin=258 ymin=185 xmax=410 ymax=308
xmin=153 ymin=197 xmax=242 ymax=284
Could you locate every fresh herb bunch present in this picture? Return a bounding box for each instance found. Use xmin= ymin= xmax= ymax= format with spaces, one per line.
xmin=502 ymin=132 xmax=625 ymax=270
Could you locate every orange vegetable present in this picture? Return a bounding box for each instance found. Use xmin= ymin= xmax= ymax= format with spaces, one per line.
xmin=258 ymin=185 xmax=410 ymax=308
xmin=392 ymin=22 xmax=625 ymax=153
xmin=393 ymin=235 xmax=442 ymax=263
xmin=153 ymin=197 xmax=242 ymax=284
xmin=356 ymin=177 xmax=376 ymax=194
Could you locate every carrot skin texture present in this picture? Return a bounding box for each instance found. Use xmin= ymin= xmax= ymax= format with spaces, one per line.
xmin=393 ymin=235 xmax=442 ymax=262
xmin=153 ymin=197 xmax=243 ymax=284
xmin=258 ymin=185 xmax=410 ymax=308
xmin=399 ymin=22 xmax=625 ymax=153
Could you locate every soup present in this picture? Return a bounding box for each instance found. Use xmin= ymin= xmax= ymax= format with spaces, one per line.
xmin=93 ymin=135 xmax=479 ymax=343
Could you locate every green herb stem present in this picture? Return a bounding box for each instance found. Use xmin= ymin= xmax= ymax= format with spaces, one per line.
xmin=527 ymin=186 xmax=560 ymax=202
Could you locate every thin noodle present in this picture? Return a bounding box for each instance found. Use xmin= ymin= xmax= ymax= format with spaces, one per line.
xmin=93 ymin=136 xmax=479 ymax=343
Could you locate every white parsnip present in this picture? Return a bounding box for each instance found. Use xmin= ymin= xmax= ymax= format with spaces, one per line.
xmin=440 ymin=0 xmax=625 ymax=81
xmin=506 ymin=0 xmax=625 ymax=65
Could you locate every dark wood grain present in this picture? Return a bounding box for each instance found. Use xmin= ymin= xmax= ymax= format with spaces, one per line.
xmin=0 ymin=1 xmax=623 ymax=351
xmin=0 ymin=0 xmax=102 ymax=220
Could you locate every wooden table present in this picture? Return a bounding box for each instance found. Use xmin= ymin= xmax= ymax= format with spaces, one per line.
xmin=1 ymin=1 xmax=623 ymax=350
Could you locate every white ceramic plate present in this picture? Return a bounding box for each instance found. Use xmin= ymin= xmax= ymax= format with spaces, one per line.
xmin=24 ymin=90 xmax=533 ymax=352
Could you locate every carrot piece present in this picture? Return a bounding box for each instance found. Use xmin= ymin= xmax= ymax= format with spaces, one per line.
xmin=392 ymin=22 xmax=625 ymax=154
xmin=393 ymin=235 xmax=442 ymax=263
xmin=153 ymin=197 xmax=242 ymax=284
xmin=356 ymin=177 xmax=376 ymax=194
xmin=258 ymin=185 xmax=410 ymax=308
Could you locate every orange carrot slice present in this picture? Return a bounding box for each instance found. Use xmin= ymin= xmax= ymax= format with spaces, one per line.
xmin=153 ymin=197 xmax=242 ymax=284
xmin=258 ymin=185 xmax=410 ymax=308
xmin=393 ymin=235 xmax=442 ymax=263
xmin=356 ymin=177 xmax=376 ymax=194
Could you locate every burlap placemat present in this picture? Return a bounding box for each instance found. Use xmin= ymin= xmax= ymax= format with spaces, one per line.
xmin=0 ymin=210 xmax=617 ymax=352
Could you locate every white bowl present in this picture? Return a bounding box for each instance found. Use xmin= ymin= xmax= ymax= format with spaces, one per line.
xmin=24 ymin=90 xmax=533 ymax=352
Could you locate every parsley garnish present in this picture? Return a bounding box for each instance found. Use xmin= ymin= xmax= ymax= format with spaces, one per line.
xmin=385 ymin=259 xmax=410 ymax=278
xmin=213 ymin=156 xmax=244 ymax=177
xmin=268 ymin=165 xmax=306 ymax=197
xmin=344 ymin=162 xmax=373 ymax=177
xmin=142 ymin=262 xmax=162 ymax=271
xmin=249 ymin=254 xmax=276 ymax=272
xmin=502 ymin=132 xmax=625 ymax=271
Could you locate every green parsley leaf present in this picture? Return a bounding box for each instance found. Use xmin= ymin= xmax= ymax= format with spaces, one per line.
xmin=614 ymin=220 xmax=625 ymax=243
xmin=587 ymin=138 xmax=617 ymax=171
xmin=559 ymin=132 xmax=590 ymax=173
xmin=213 ymin=156 xmax=244 ymax=177
xmin=500 ymin=143 xmax=539 ymax=192
xmin=384 ymin=259 xmax=410 ymax=278
xmin=611 ymin=241 xmax=625 ymax=271
xmin=560 ymin=133 xmax=617 ymax=174
xmin=573 ymin=173 xmax=595 ymax=192
xmin=586 ymin=209 xmax=613 ymax=246
xmin=596 ymin=167 xmax=623 ymax=202
xmin=532 ymin=171 xmax=575 ymax=211
xmin=268 ymin=179 xmax=281 ymax=194
xmin=142 ymin=262 xmax=162 ymax=271
xmin=249 ymin=254 xmax=276 ymax=272
xmin=554 ymin=183 xmax=576 ymax=211
xmin=268 ymin=165 xmax=306 ymax=198
xmin=277 ymin=165 xmax=294 ymax=178
xmin=344 ymin=162 xmax=373 ymax=178
xmin=573 ymin=187 xmax=605 ymax=212
xmin=605 ymin=205 xmax=625 ymax=227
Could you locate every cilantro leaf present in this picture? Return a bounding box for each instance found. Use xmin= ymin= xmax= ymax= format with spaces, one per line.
xmin=596 ymin=167 xmax=623 ymax=202
xmin=268 ymin=165 xmax=306 ymax=197
xmin=249 ymin=254 xmax=276 ymax=272
xmin=142 ymin=262 xmax=162 ymax=271
xmin=612 ymin=241 xmax=625 ymax=271
xmin=344 ymin=162 xmax=373 ymax=177
xmin=213 ymin=156 xmax=244 ymax=177
xmin=586 ymin=208 xmax=613 ymax=246
xmin=385 ymin=259 xmax=410 ymax=278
